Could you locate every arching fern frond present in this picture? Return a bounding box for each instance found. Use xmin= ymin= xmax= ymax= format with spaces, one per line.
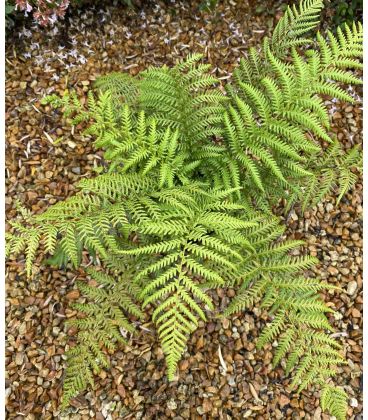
xmin=224 ymin=22 xmax=362 ymax=208
xmin=94 ymin=72 xmax=139 ymax=107
xmin=271 ymin=0 xmax=324 ymax=55
xmin=118 ymin=189 xmax=257 ymax=379
xmin=138 ymin=54 xmax=227 ymax=149
xmin=320 ymin=384 xmax=348 ymax=420
xmin=224 ymin=219 xmax=347 ymax=417
xmin=61 ymin=267 xmax=143 ymax=408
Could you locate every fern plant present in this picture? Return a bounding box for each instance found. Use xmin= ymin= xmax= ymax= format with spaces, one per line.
xmin=7 ymin=1 xmax=362 ymax=418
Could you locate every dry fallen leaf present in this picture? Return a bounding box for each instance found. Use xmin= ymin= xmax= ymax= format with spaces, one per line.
xmin=249 ymin=382 xmax=262 ymax=404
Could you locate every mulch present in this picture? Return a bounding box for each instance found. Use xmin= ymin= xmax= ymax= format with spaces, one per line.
xmin=5 ymin=1 xmax=362 ymax=418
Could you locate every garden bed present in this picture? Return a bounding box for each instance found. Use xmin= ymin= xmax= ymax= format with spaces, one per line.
xmin=5 ymin=1 xmax=362 ymax=418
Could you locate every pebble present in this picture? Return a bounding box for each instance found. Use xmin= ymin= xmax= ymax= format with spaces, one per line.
xmin=15 ymin=352 xmax=24 ymax=366
xmin=325 ymin=203 xmax=334 ymax=212
xmin=71 ymin=167 xmax=81 ymax=175
xmin=347 ymin=281 xmax=358 ymax=296
xmin=351 ymin=308 xmax=361 ymax=318
xmin=313 ymin=406 xmax=322 ymax=419
xmin=202 ymin=398 xmax=212 ymax=413
xmin=220 ymin=384 xmax=231 ymax=398
xmin=66 ymin=290 xmax=80 ymax=300
xmin=278 ymin=394 xmax=290 ymax=408
xmin=328 ymin=266 xmax=339 ymax=276
xmin=67 ymin=140 xmax=77 ymax=149
xmin=290 ymin=398 xmax=299 ymax=408
xmin=167 ymin=399 xmax=177 ymax=410
xmin=350 ymin=398 xmax=358 ymax=408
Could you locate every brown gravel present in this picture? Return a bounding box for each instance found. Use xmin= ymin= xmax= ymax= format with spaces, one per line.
xmin=5 ymin=1 xmax=362 ymax=419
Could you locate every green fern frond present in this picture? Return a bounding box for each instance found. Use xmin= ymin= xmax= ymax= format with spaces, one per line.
xmin=94 ymin=72 xmax=139 ymax=106
xmin=138 ymin=55 xmax=227 ymax=148
xmin=271 ymin=0 xmax=324 ymax=55
xmin=336 ymin=169 xmax=357 ymax=205
xmin=61 ymin=267 xmax=141 ymax=408
xmin=320 ymin=384 xmax=348 ymax=420
xmin=25 ymin=229 xmax=41 ymax=277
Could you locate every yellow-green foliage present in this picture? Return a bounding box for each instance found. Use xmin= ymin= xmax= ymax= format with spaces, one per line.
xmin=320 ymin=383 xmax=348 ymax=420
xmin=8 ymin=1 xmax=362 ymax=417
xmin=224 ymin=19 xmax=362 ymax=208
xmin=270 ymin=0 xmax=325 ymax=55
xmin=223 ymin=222 xmax=347 ymax=397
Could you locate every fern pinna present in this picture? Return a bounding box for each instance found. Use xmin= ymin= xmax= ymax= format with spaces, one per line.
xmin=6 ymin=1 xmax=362 ymax=418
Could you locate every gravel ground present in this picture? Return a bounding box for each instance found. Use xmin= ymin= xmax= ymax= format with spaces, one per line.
xmin=5 ymin=1 xmax=362 ymax=418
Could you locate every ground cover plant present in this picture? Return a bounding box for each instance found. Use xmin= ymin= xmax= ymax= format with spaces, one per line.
xmin=8 ymin=0 xmax=133 ymax=27
xmin=328 ymin=0 xmax=363 ymax=27
xmin=11 ymin=0 xmax=70 ymax=26
xmin=6 ymin=0 xmax=362 ymax=418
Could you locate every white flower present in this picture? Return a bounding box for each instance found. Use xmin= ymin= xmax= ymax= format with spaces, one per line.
xmin=69 ymin=49 xmax=78 ymax=58
xmin=35 ymin=56 xmax=44 ymax=65
xmin=49 ymin=14 xmax=58 ymax=25
xmin=20 ymin=28 xmax=32 ymax=38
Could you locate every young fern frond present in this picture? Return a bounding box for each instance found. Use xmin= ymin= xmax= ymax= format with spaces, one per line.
xmin=94 ymin=72 xmax=139 ymax=107
xmin=138 ymin=54 xmax=227 ymax=149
